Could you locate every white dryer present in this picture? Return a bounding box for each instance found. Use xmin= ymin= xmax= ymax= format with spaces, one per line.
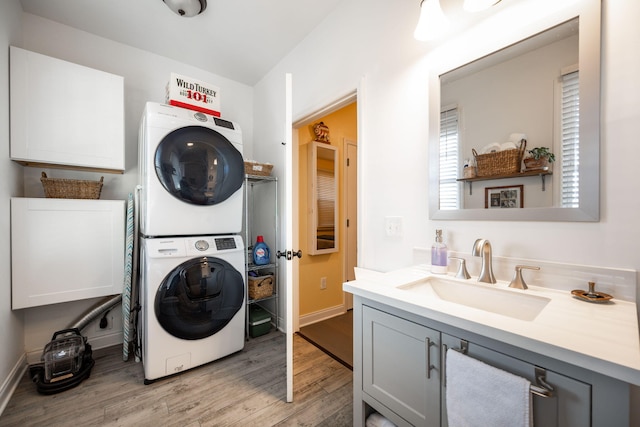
xmin=140 ymin=234 xmax=245 ymax=383
xmin=138 ymin=102 xmax=245 ymax=237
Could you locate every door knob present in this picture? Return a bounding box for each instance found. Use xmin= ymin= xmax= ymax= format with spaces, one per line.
xmin=276 ymin=250 xmax=303 ymax=260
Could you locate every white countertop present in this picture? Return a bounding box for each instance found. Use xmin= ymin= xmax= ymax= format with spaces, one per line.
xmin=344 ymin=265 xmax=640 ymax=386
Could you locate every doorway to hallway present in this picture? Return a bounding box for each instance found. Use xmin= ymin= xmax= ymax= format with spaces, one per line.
xmin=293 ymin=94 xmax=358 ymax=368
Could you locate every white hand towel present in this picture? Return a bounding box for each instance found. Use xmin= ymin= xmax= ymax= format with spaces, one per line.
xmin=481 ymin=142 xmax=501 ymax=154
xmin=500 ymin=141 xmax=517 ymax=151
xmin=365 ymin=412 xmax=397 ymax=427
xmin=446 ymin=349 xmax=532 ymax=427
xmin=509 ymin=132 xmax=527 ymax=143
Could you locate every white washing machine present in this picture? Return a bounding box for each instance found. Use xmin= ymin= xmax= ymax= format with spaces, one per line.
xmin=138 ymin=102 xmax=245 ymax=237
xmin=140 ymin=234 xmax=245 ymax=383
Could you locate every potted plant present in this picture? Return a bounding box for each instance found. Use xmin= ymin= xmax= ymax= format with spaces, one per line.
xmin=524 ymin=147 xmax=555 ymax=170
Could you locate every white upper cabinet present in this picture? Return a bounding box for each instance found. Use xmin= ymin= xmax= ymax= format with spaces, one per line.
xmin=10 ymin=46 xmax=125 ymax=173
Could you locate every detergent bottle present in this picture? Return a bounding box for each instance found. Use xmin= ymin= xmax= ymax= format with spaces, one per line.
xmin=253 ymin=235 xmax=270 ymax=265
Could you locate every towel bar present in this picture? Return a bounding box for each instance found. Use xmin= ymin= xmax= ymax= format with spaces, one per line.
xmin=443 ymin=340 xmax=554 ymax=398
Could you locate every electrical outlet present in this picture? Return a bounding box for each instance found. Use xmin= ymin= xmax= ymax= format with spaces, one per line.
xmin=96 ymin=314 xmax=114 ymax=332
xmin=320 ymin=277 xmax=327 ymax=290
xmin=385 ymin=216 xmax=403 ymax=237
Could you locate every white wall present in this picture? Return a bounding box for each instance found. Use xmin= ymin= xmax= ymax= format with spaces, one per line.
xmin=255 ymin=0 xmax=430 ymax=273
xmin=0 ymin=0 xmax=26 ymax=411
xmin=254 ymin=0 xmax=640 ymax=420
xmin=13 ymin=13 xmax=254 ymax=356
xmin=256 ymin=0 xmax=640 ymax=299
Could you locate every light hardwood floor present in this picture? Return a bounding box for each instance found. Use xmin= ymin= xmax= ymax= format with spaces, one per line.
xmin=0 ymin=333 xmax=353 ymax=426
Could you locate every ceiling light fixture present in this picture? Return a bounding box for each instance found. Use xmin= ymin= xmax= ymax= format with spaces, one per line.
xmin=414 ymin=0 xmax=449 ymax=41
xmin=463 ymin=0 xmax=502 ymax=13
xmin=163 ymin=0 xmax=207 ymax=17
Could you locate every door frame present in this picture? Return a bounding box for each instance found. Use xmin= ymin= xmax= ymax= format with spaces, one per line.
xmin=291 ymin=89 xmax=359 ymax=332
xmin=343 ymin=138 xmax=358 ymax=311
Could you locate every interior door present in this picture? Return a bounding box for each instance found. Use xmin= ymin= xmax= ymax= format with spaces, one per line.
xmin=252 ymin=73 xmax=295 ymax=402
xmin=283 ymin=74 xmax=294 ymax=402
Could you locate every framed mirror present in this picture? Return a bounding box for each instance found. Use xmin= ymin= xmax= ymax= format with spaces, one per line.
xmin=428 ymin=0 xmax=600 ymax=221
xmin=308 ymin=141 xmax=339 ymax=255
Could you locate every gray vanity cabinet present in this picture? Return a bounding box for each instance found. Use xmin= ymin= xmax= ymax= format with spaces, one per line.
xmin=355 ymin=299 xmax=628 ymax=427
xmin=362 ymin=306 xmax=441 ymax=427
xmin=440 ymin=334 xmax=591 ymax=427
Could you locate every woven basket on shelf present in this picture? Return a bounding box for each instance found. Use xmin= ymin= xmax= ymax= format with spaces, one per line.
xmin=40 ymin=172 xmax=104 ymax=199
xmin=472 ymin=139 xmax=526 ymax=177
xmin=248 ymin=275 xmax=274 ymax=300
xmin=244 ymin=161 xmax=273 ymax=177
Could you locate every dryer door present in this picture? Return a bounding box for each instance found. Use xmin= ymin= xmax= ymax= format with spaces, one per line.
xmin=155 ymin=256 xmax=244 ymax=340
xmin=155 ymin=126 xmax=244 ymax=205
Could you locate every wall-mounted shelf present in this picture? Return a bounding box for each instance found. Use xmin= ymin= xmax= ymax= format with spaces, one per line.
xmin=457 ymin=169 xmax=552 ymax=195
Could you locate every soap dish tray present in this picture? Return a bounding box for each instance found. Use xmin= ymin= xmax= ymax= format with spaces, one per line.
xmin=571 ymin=289 xmax=613 ymax=303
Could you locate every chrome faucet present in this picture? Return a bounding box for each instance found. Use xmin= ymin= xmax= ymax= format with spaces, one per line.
xmin=472 ymin=239 xmax=496 ymax=284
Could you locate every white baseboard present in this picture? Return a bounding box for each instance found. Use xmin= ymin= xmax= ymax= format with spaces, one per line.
xmin=0 ymin=354 xmax=27 ymax=417
xmin=299 ymin=305 xmax=346 ymax=328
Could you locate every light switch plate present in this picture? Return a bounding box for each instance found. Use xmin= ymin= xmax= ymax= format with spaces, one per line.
xmin=384 ymin=216 xmax=403 ymax=237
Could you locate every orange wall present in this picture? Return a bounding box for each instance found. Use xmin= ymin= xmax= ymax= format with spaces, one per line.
xmin=298 ymin=102 xmax=357 ymax=317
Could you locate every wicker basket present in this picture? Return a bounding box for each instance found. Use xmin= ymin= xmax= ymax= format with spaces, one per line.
xmin=40 ymin=172 xmax=104 ymax=199
xmin=472 ymin=139 xmax=526 ymax=177
xmin=248 ymin=274 xmax=274 ymax=300
xmin=244 ymin=161 xmax=273 ymax=177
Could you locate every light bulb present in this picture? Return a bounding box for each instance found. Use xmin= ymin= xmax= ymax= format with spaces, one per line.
xmin=414 ymin=0 xmax=449 ymax=41
xmin=463 ymin=0 xmax=502 ymax=13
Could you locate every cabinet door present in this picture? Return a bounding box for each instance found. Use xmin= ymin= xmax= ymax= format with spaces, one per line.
xmin=11 ymin=198 xmax=125 ymax=309
xmin=10 ymin=46 xmax=124 ymax=172
xmin=441 ymin=334 xmax=591 ymax=427
xmin=363 ymin=306 xmax=440 ymax=426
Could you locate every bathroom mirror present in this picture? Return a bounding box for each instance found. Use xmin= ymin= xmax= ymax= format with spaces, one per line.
xmin=308 ymin=141 xmax=339 ymax=255
xmin=428 ymin=0 xmax=600 ymax=221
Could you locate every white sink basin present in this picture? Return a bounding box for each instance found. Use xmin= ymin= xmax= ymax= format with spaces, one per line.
xmin=398 ymin=276 xmax=551 ymax=321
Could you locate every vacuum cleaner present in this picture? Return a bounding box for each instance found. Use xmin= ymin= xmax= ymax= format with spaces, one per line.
xmin=29 ymin=328 xmax=95 ymax=395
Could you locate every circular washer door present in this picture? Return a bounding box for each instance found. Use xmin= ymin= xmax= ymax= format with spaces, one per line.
xmin=155 ymin=256 xmax=244 ymax=340
xmin=155 ymin=126 xmax=244 ymax=205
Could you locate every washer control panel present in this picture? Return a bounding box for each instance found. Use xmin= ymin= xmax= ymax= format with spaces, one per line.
xmin=145 ymin=235 xmax=243 ymax=258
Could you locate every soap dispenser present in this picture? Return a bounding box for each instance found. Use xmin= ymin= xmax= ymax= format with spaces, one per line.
xmin=431 ymin=229 xmax=448 ymax=274
xmin=253 ymin=235 xmax=270 ymax=266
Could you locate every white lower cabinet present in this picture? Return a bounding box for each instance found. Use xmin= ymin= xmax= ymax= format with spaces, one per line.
xmin=11 ymin=197 xmax=125 ymax=309
xmin=356 ymin=300 xmax=628 ymax=427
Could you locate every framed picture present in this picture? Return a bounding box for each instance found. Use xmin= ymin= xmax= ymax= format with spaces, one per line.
xmin=485 ymin=185 xmax=523 ymax=209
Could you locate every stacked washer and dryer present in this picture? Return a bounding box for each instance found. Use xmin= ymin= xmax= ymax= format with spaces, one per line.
xmin=137 ymin=102 xmax=246 ymax=383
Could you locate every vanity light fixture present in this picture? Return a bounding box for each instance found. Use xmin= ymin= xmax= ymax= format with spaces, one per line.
xmin=414 ymin=0 xmax=449 ymax=41
xmin=163 ymin=0 xmax=207 ymax=17
xmin=463 ymin=0 xmax=502 ymax=12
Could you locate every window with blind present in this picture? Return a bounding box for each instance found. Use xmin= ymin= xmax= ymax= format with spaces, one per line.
xmin=439 ymin=107 xmax=460 ymax=210
xmin=561 ymin=70 xmax=580 ymax=208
